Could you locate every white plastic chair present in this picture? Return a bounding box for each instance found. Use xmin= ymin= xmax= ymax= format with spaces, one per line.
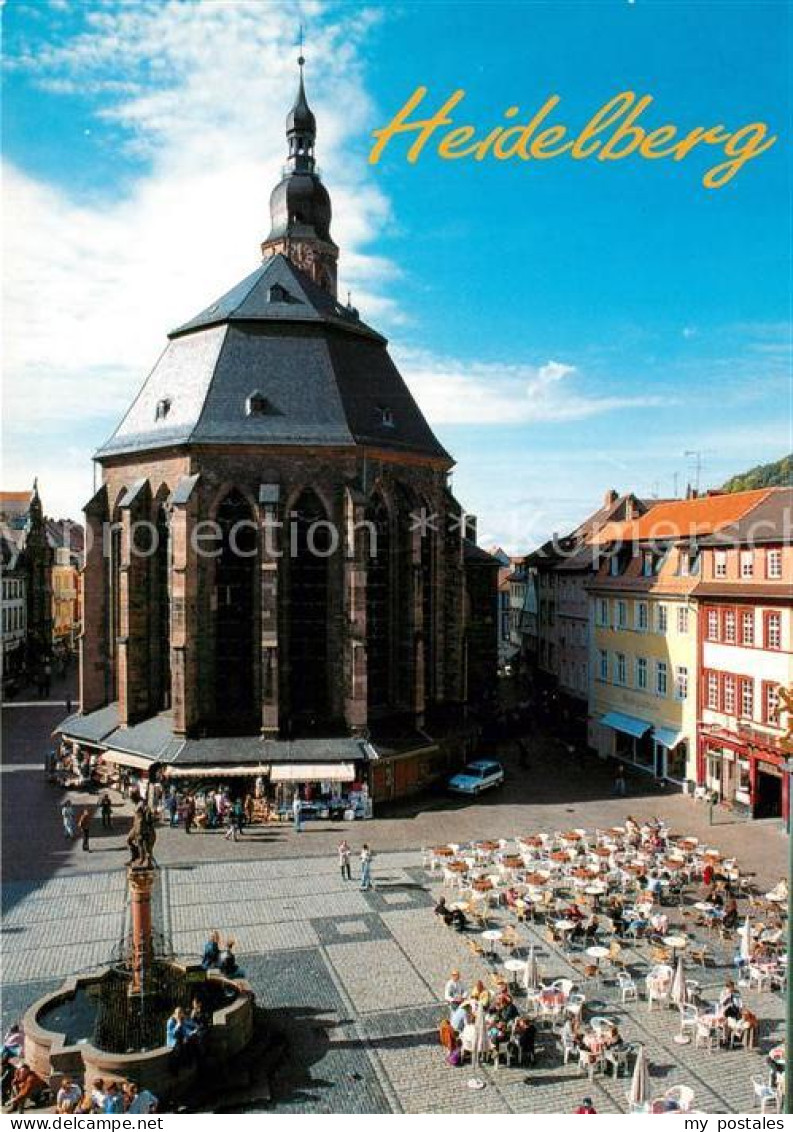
xmin=665 ymin=1084 xmax=695 ymax=1112
xmin=678 ymin=1004 xmax=699 ymax=1042
xmin=618 ymin=972 xmax=638 ymax=1003
xmin=752 ymin=1076 xmax=780 ymax=1114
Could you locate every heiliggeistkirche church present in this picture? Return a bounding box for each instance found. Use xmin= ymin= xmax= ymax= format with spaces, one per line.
xmin=59 ymin=60 xmax=499 ymax=806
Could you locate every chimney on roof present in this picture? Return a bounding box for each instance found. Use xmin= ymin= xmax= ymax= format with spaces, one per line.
xmin=686 ymin=483 xmax=698 ymax=500
xmin=625 ymin=496 xmax=638 ymax=520
xmin=604 ymin=488 xmax=618 ymax=507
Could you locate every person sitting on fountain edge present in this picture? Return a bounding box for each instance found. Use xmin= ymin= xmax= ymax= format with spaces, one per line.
xmin=200 ymin=929 xmax=221 ymax=970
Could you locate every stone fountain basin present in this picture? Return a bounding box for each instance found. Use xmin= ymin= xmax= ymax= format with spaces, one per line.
xmin=23 ymin=964 xmax=254 ymax=1100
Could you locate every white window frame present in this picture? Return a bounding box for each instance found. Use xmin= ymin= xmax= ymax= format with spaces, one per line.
xmin=615 ymin=653 xmax=627 ymax=686
xmin=598 ymin=649 xmax=608 ymax=682
xmin=715 ymin=550 xmax=728 ymax=578
xmin=767 ymin=549 xmax=782 ymax=579
xmin=675 ymin=665 xmax=689 ymax=701
xmin=656 ymin=604 xmax=668 ymax=634
xmin=740 ymin=550 xmax=754 ymax=579
xmin=636 ymin=602 xmax=648 ymax=631
xmin=636 ymin=656 xmax=648 ymax=691
xmin=655 ymin=661 xmax=668 ymax=697
xmin=677 ymin=606 xmax=689 ymax=634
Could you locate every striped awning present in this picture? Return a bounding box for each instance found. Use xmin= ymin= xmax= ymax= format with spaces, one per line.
xmin=270 ymin=763 xmax=356 ymax=783
xmin=163 ymin=765 xmax=270 ymax=779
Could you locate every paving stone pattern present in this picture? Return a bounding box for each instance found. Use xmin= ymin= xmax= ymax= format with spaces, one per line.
xmin=3 ymin=849 xmax=785 ymax=1113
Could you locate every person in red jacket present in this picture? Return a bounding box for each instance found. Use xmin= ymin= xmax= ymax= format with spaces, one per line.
xmin=575 ymin=1097 xmax=597 ymax=1113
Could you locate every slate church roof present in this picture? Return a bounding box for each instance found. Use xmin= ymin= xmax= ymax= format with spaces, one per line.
xmin=96 ymin=254 xmax=451 ymax=464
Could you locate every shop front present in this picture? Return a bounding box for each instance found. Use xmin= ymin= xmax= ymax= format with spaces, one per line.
xmin=652 ymin=728 xmax=688 ymax=784
xmin=599 ymin=711 xmax=654 ymax=771
xmin=697 ymin=725 xmax=789 ymax=821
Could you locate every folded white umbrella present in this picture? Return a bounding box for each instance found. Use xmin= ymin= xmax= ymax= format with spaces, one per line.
xmin=523 ymin=944 xmax=540 ymax=991
xmin=629 ymin=1045 xmax=650 ymax=1108
xmin=739 ymin=917 xmax=752 ymax=963
xmin=671 ymin=956 xmax=687 ymax=1007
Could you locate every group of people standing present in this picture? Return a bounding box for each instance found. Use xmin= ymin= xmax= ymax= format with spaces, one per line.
xmin=337 ymin=840 xmax=373 ymax=890
xmin=59 ymin=796 xmax=112 ymax=852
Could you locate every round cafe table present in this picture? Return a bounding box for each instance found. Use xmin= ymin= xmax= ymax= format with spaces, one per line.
xmin=663 ymin=934 xmax=688 ymax=961
xmin=476 ymin=840 xmax=500 ymax=851
xmin=586 ymin=945 xmax=609 ymax=966
xmin=551 ymin=851 xmax=569 ymax=862
xmin=432 ymin=846 xmax=455 ymax=857
xmin=520 ymin=836 xmax=544 ymax=847
xmin=585 ymin=884 xmax=607 ymax=900
xmin=473 ymin=878 xmax=493 ymax=892
xmin=482 ymin=928 xmax=503 ymax=955
xmin=446 ymin=861 xmax=468 ymax=873
xmin=501 ymin=856 xmax=523 ymax=869
xmin=562 ymin=831 xmax=583 ymax=841
xmin=525 ymin=872 xmax=549 ymax=886
xmin=503 ymin=957 xmax=528 ymax=987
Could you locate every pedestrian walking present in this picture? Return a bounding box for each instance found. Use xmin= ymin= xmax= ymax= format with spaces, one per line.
xmin=292 ymin=793 xmax=302 ymax=833
xmin=359 ymin=844 xmax=373 ymax=891
xmin=338 ymin=839 xmax=352 ymax=880
xmin=61 ymin=799 xmax=75 ymax=839
xmin=77 ymin=808 xmax=91 ymax=852
xmin=613 ymin=764 xmax=627 ymax=797
xmin=184 ymin=796 xmax=196 ymax=834
xmin=167 ymin=791 xmax=179 ymax=828
xmin=99 ymin=793 xmax=112 ymax=829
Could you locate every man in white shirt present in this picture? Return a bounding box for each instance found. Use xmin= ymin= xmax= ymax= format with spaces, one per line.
xmin=444 ymin=970 xmax=465 ymax=1010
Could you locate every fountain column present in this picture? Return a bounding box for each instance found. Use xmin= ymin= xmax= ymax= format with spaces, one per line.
xmin=127 ymin=864 xmax=156 ymax=995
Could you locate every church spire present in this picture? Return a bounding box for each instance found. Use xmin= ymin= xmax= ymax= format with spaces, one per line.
xmin=285 ymin=53 xmax=317 ymax=174
xmin=261 ymin=48 xmax=339 ymax=297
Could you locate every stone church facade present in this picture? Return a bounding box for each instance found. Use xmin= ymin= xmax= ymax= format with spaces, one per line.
xmin=63 ymin=62 xmax=498 ymax=798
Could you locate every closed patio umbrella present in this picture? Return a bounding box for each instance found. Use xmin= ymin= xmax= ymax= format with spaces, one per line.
xmin=671 ymin=957 xmax=687 ymax=1007
xmin=472 ymin=1003 xmax=487 ymax=1070
xmin=738 ymin=917 xmax=752 ymax=963
xmin=523 ymin=944 xmax=540 ymax=991
xmin=628 ymin=1045 xmax=650 ymax=1110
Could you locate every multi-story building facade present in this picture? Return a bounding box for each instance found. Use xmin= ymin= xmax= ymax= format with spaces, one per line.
xmin=587 ymin=490 xmax=772 ymax=785
xmin=695 ymin=487 xmax=793 ymax=819
xmin=1 ymin=532 xmax=27 ymax=684
xmin=52 ymin=546 xmax=82 ymax=655
xmin=526 ymin=490 xmax=652 ymax=725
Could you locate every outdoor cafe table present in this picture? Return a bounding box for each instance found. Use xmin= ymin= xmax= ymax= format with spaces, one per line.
xmin=662 ymin=858 xmax=686 ymax=870
xmin=585 ymin=884 xmax=607 ymax=901
xmin=551 ymin=850 xmax=570 ymax=862
xmin=562 ymin=831 xmax=583 ymax=841
xmin=555 ymin=920 xmax=576 ymax=942
xmin=473 ymin=878 xmax=494 ymax=892
xmin=663 ymin=934 xmax=688 ymax=961
xmin=503 ymin=957 xmax=528 ymax=987
xmin=476 ymin=840 xmax=500 ymax=851
xmin=482 ymin=928 xmax=503 ymax=955
xmin=446 ymin=861 xmax=468 ymax=873
xmin=432 ymin=846 xmax=455 ymax=857
xmin=520 ymin=836 xmax=544 ymax=847
xmin=525 ymin=872 xmax=549 ymax=886
xmin=586 ymin=945 xmax=610 ymax=967
xmin=501 ymin=855 xmax=524 ymax=869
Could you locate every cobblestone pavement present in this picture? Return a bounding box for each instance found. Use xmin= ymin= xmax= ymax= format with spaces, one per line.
xmin=2 ymin=848 xmax=786 ymax=1114
xmin=2 ymin=693 xmax=788 ymax=1113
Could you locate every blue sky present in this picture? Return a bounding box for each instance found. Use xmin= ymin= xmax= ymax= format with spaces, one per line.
xmin=3 ymin=0 xmax=790 ymax=548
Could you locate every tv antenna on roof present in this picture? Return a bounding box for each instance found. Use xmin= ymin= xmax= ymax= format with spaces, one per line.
xmin=684 ymin=449 xmax=713 ymax=493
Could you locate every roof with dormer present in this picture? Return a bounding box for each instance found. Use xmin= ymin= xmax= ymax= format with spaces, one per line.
xmin=96 ymin=254 xmax=451 ymax=464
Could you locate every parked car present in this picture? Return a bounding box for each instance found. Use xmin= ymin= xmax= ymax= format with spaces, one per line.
xmin=447 ymin=759 xmax=505 ymax=795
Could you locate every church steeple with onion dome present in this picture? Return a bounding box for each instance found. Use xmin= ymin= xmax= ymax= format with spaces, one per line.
xmin=261 ymin=53 xmax=339 ymax=296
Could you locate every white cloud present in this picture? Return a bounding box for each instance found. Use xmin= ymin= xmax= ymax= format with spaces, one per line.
xmin=3 ymin=2 xmax=394 ymax=515
xmin=394 ymin=347 xmax=665 ymax=426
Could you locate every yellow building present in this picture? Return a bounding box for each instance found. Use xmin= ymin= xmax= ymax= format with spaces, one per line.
xmin=52 ymin=546 xmax=81 ymax=654
xmin=586 ymin=490 xmax=773 ymax=785
xmin=588 ymin=544 xmax=698 ymax=783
